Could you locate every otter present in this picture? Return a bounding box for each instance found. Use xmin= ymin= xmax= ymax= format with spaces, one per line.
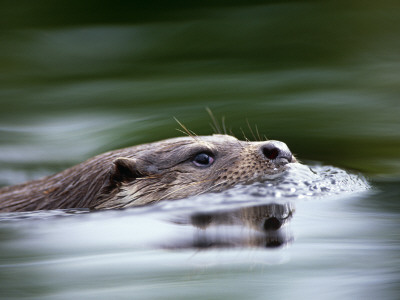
xmin=0 ymin=134 xmax=296 ymax=212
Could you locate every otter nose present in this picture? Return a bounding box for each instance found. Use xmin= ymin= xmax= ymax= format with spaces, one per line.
xmin=261 ymin=141 xmax=293 ymax=163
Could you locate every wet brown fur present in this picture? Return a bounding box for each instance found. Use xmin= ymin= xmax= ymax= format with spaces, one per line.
xmin=0 ymin=135 xmax=295 ymax=212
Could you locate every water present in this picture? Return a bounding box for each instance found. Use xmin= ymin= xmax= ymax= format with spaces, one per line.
xmin=1 ymin=1 xmax=400 ymax=299
xmin=0 ymin=166 xmax=375 ymax=299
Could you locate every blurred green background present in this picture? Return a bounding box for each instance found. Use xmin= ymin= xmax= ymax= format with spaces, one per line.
xmin=0 ymin=0 xmax=399 ymax=182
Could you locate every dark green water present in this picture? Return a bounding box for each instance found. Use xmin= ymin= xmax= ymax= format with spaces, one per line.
xmin=1 ymin=1 xmax=400 ymax=299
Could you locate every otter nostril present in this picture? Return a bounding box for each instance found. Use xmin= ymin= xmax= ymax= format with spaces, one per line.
xmin=261 ymin=141 xmax=293 ymax=163
xmin=262 ymin=145 xmax=280 ymax=160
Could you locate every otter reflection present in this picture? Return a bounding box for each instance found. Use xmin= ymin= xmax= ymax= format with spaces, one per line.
xmin=169 ymin=202 xmax=294 ymax=249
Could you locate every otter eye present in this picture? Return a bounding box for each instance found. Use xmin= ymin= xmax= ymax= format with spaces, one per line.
xmin=193 ymin=153 xmax=214 ymax=167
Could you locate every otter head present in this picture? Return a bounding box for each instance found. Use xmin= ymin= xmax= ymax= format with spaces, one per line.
xmin=92 ymin=134 xmax=296 ymax=210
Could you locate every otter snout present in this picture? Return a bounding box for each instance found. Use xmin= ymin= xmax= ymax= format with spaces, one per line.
xmin=260 ymin=141 xmax=294 ymax=164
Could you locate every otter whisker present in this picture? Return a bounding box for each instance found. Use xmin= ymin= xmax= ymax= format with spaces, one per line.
xmin=174 ymin=117 xmax=198 ymax=141
xmin=176 ymin=128 xmax=195 ymax=138
xmin=222 ymin=116 xmax=227 ymax=135
xmin=255 ymin=124 xmax=261 ymax=142
xmin=209 ymin=122 xmax=218 ymax=134
xmin=240 ymin=127 xmax=249 ymax=142
xmin=206 ymin=107 xmax=222 ymax=134
xmin=188 ymin=129 xmax=197 ymax=136
xmin=246 ymin=119 xmax=257 ymax=141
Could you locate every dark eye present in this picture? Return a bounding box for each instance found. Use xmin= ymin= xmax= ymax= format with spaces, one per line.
xmin=193 ymin=153 xmax=214 ymax=167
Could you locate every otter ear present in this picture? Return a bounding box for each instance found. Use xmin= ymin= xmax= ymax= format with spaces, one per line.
xmin=111 ymin=157 xmax=144 ymax=183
